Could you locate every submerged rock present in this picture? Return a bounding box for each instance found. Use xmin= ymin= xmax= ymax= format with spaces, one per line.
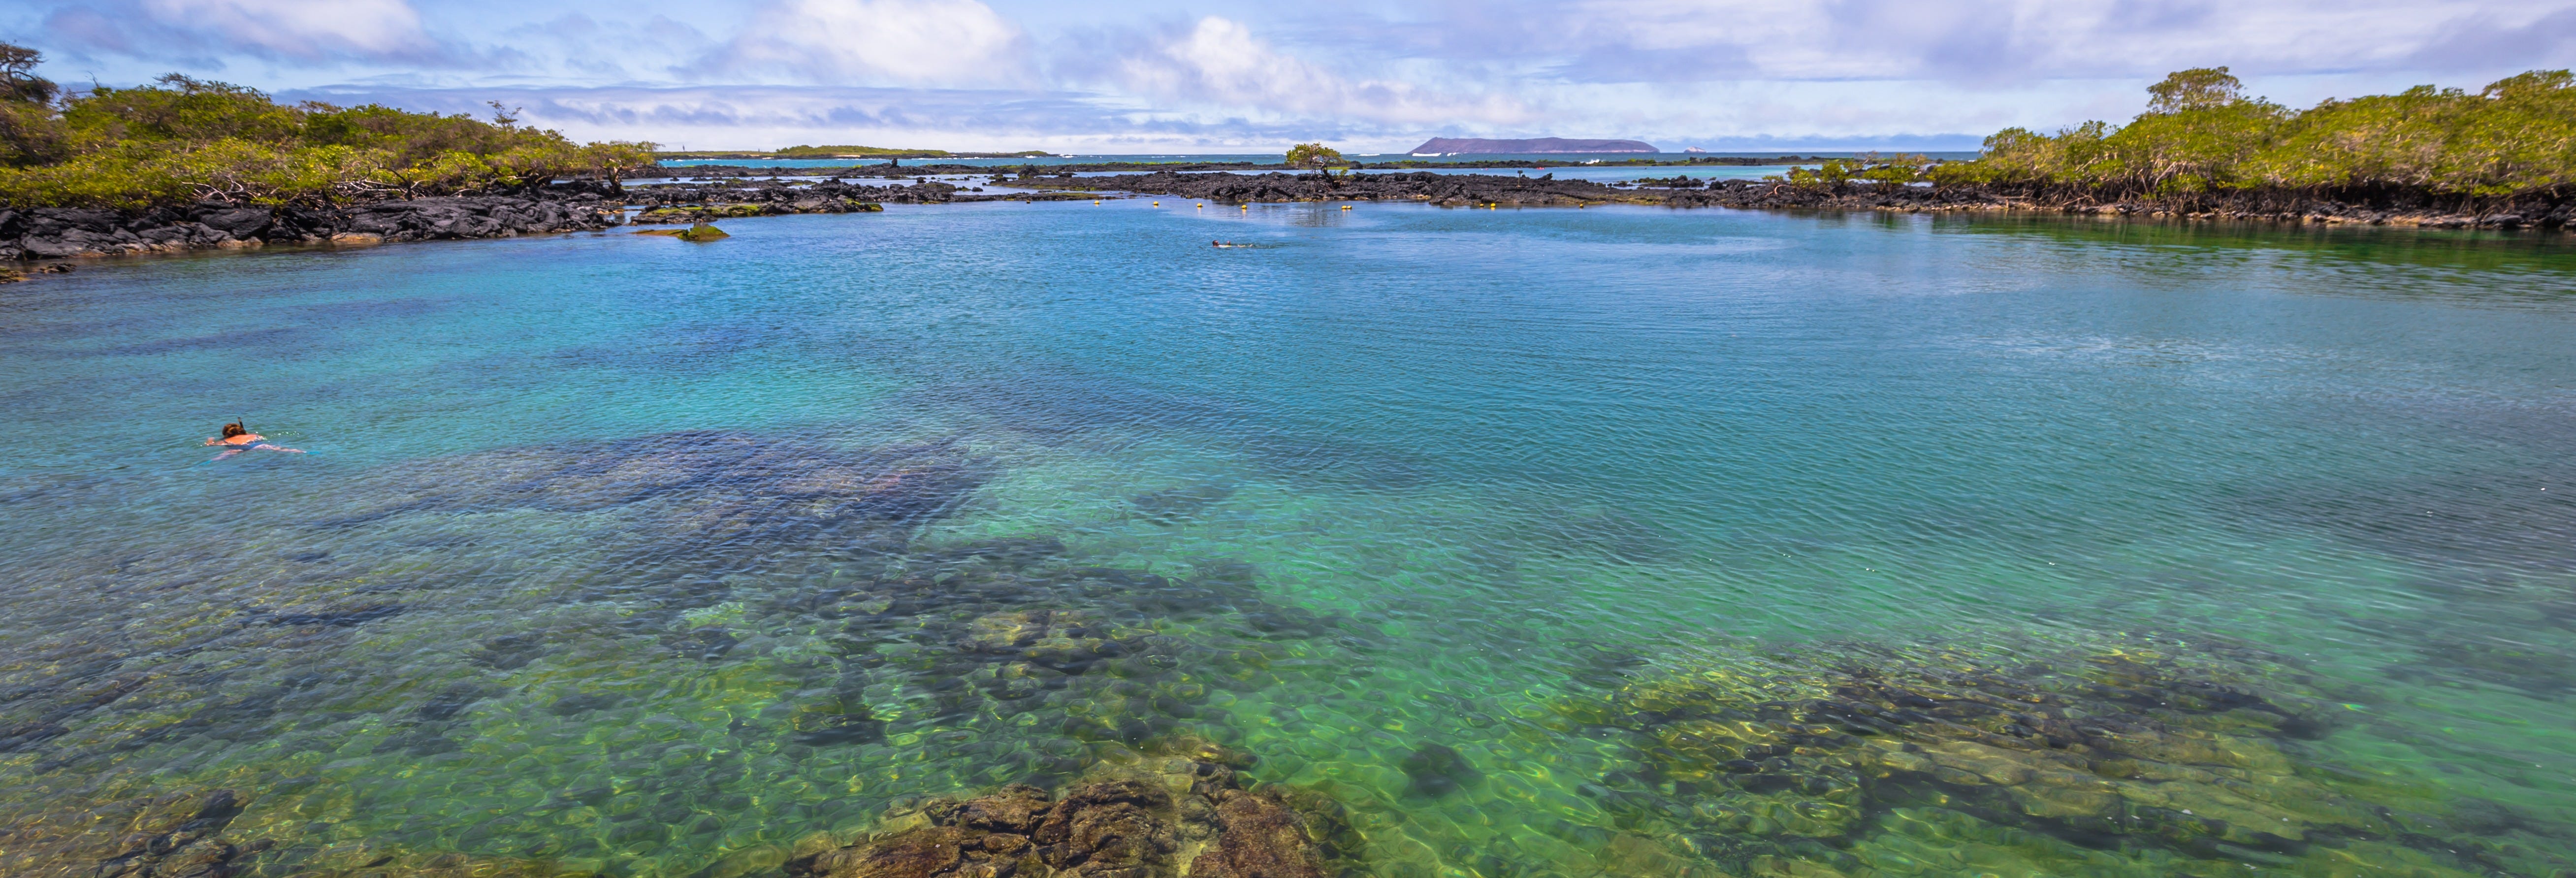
xmin=1555 ymin=636 xmax=2519 ymax=877
xmin=785 ymin=741 xmax=1353 ymax=878
xmin=791 ymin=549 xmax=1355 ymax=762
xmin=316 ymin=431 xmax=986 ymax=542
xmin=788 ymin=698 xmax=885 ymax=746
xmin=1398 ymin=742 xmax=1482 ymax=798
xmin=0 ymin=788 xmax=268 ymax=878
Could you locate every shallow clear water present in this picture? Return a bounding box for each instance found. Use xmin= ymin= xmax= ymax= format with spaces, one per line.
xmin=3 ymin=204 xmax=2573 ymax=878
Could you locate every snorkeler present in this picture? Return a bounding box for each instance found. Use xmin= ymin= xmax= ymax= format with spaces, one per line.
xmin=204 ymin=422 xmax=304 ymax=460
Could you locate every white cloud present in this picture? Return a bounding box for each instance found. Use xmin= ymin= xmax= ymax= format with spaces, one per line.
xmin=135 ymin=0 xmax=432 ymax=59
xmin=726 ymin=0 xmax=1026 ymax=85
xmin=282 ymin=83 xmax=1391 ymax=152
xmin=37 ymin=0 xmax=2576 ymax=149
xmin=1331 ymin=0 xmax=2576 ymax=83
xmin=1116 ymin=16 xmax=1528 ymax=127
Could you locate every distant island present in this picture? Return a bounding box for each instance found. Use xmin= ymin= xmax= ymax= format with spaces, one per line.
xmin=1409 ymin=137 xmax=1658 ymax=155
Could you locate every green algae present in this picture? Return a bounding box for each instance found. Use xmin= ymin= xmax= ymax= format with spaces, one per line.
xmin=1546 ymin=635 xmax=2549 ymax=878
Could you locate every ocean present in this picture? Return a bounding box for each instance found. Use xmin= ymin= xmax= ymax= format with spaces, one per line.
xmin=1 ymin=201 xmax=2569 ymax=878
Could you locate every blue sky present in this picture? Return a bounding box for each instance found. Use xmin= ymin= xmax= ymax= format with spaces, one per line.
xmin=7 ymin=0 xmax=2573 ymax=153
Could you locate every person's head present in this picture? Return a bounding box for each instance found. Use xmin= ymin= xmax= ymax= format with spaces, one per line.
xmin=222 ymin=423 xmax=246 ymax=438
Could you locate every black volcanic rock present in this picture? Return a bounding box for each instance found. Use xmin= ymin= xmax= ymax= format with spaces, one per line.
xmin=1409 ymin=137 xmax=1658 ymax=154
xmin=0 ymin=183 xmax=630 ymax=260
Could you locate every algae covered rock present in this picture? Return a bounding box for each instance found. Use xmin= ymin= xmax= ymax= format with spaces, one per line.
xmin=1556 ymin=636 xmax=2510 ymax=877
xmin=630 ymin=221 xmax=732 ymax=239
xmin=785 ymin=742 xmax=1356 ymax=878
xmin=0 ymin=788 xmax=265 ymax=878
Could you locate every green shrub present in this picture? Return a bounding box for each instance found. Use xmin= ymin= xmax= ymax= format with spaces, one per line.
xmin=0 ymin=43 xmax=655 ymax=209
xmin=1945 ymin=66 xmax=2576 ymax=199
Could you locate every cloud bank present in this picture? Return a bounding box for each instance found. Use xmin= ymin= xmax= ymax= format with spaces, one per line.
xmin=722 ymin=0 xmax=1027 ymax=85
xmin=7 ymin=0 xmax=2572 ymax=151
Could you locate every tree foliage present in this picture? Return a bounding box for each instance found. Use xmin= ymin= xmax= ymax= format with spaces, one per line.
xmin=0 ymin=43 xmax=63 ymax=166
xmin=2145 ymin=66 xmax=2247 ymax=113
xmin=0 ymin=43 xmax=655 ymax=209
xmin=1786 ymin=153 xmax=1933 ymax=189
xmin=1935 ymin=67 xmax=2576 ymax=200
xmin=1285 ymin=142 xmax=1345 ymax=170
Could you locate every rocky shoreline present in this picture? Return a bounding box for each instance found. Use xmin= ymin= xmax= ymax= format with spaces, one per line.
xmin=1031 ymin=171 xmax=2571 ymax=229
xmin=1656 ymin=179 xmax=2576 ymax=229
xmin=0 ymin=182 xmax=632 ymax=263
xmin=625 ymin=177 xmax=1092 ymax=216
xmin=4 ymin=169 xmax=2559 ymax=269
xmin=0 ymin=176 xmax=1098 ymax=267
xmin=643 ymin=156 xmax=1830 ymax=180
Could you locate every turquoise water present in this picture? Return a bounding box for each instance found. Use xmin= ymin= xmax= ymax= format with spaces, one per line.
xmin=3 ymin=204 xmax=2573 ymax=878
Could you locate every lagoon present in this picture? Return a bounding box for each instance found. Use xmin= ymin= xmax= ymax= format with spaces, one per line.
xmin=2 ymin=202 xmax=2571 ymax=878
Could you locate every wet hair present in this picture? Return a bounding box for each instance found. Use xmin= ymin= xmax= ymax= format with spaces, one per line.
xmin=222 ymin=423 xmax=246 ymax=438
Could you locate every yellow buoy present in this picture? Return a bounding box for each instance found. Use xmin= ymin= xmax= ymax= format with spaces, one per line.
xmin=1153 ymin=201 xmax=1160 ymax=206
xmin=1340 ymin=205 xmax=1351 ymax=210
xmin=1093 ymin=200 xmax=1100 ymax=205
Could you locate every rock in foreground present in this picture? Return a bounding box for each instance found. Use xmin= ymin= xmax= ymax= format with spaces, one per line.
xmin=788 ymin=743 xmax=1356 ymax=878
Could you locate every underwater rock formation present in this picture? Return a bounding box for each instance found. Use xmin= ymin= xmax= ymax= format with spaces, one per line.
xmin=0 ymin=431 xmax=992 ymax=788
xmin=1555 ymin=637 xmax=2540 ymax=877
xmin=0 ymin=425 xmax=1385 ymax=878
xmin=785 ymin=740 xmax=1357 ymax=878
xmin=0 ymin=789 xmax=263 ymax=878
xmin=0 ymin=785 xmax=602 ymax=878
xmin=1397 ymin=743 xmax=1482 ymax=798
xmin=795 ymin=541 xmax=1353 ymax=762
xmin=316 ymin=430 xmax=985 ymax=544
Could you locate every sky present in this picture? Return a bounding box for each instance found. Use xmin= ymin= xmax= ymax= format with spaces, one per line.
xmin=6 ymin=0 xmax=2574 ymax=153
